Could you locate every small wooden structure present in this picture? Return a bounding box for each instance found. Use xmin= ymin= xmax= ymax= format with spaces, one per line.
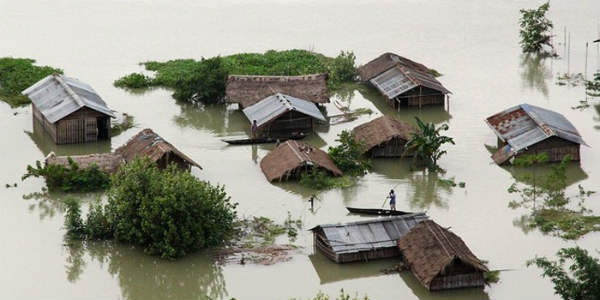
xmin=260 ymin=140 xmax=341 ymax=182
xmin=352 ymin=116 xmax=416 ymax=157
xmin=243 ymin=93 xmax=326 ymax=137
xmin=22 ymin=74 xmax=115 ymax=144
xmin=358 ymin=53 xmax=450 ymax=109
xmin=310 ymin=213 xmax=428 ymax=263
xmin=115 ymin=129 xmax=201 ymax=171
xmin=397 ymin=220 xmax=489 ymax=291
xmin=225 ymin=74 xmax=329 ymax=109
xmin=44 ymin=128 xmax=202 ymax=172
xmin=485 ymin=103 xmax=586 ymax=165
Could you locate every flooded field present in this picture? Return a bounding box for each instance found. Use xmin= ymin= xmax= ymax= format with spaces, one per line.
xmin=1 ymin=0 xmax=599 ymax=299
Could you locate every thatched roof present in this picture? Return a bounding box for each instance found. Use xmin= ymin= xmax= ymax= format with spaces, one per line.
xmin=115 ymin=128 xmax=201 ymax=169
xmin=358 ymin=52 xmax=431 ymax=82
xmin=397 ymin=220 xmax=489 ymax=290
xmin=45 ymin=152 xmax=123 ymax=174
xmin=225 ymin=74 xmax=329 ymax=108
xmin=260 ymin=140 xmax=342 ymax=182
xmin=352 ymin=116 xmax=417 ymax=152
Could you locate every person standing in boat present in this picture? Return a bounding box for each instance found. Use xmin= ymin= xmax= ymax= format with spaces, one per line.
xmin=389 ymin=189 xmax=396 ymax=211
xmin=251 ymin=120 xmax=258 ymax=139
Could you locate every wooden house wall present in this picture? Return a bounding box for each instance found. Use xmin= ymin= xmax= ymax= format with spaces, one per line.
xmin=54 ymin=107 xmax=110 ymax=145
xmin=393 ymin=87 xmax=445 ymax=108
xmin=264 ymin=111 xmax=313 ymax=136
xmin=368 ymin=137 xmax=408 ymax=158
xmin=156 ymin=152 xmax=192 ymax=171
xmin=429 ymin=272 xmax=485 ymax=291
xmin=519 ymin=136 xmax=580 ymax=162
xmin=32 ymin=104 xmax=58 ymax=143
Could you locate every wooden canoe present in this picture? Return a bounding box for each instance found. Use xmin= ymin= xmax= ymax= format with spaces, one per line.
xmin=346 ymin=207 xmax=413 ymax=216
xmin=223 ymin=134 xmax=306 ymax=145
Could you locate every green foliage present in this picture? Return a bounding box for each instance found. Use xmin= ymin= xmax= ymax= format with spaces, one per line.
xmin=290 ymin=289 xmax=369 ymax=300
xmin=64 ymin=197 xmax=86 ymax=238
xmin=172 ymin=57 xmax=228 ymax=104
xmin=527 ymin=247 xmax=600 ymax=300
xmin=63 ymin=158 xmax=237 ymax=259
xmin=532 ymin=208 xmax=600 ymax=240
xmin=585 ymin=72 xmax=600 ymax=97
xmin=299 ymin=168 xmax=356 ymax=190
xmin=519 ymin=2 xmax=554 ymax=54
xmin=404 ymin=117 xmax=454 ymax=172
xmin=114 ymin=49 xmax=357 ymax=103
xmin=328 ymin=130 xmax=371 ymax=176
xmin=110 ymin=113 xmax=135 ymax=137
xmin=113 ymin=73 xmax=153 ymax=89
xmin=0 ymin=57 xmax=63 ymax=107
xmin=22 ymin=158 xmax=110 ymax=192
xmin=428 ymin=68 xmax=443 ymax=77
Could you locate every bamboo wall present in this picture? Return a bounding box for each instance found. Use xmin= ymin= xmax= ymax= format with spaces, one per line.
xmin=266 ymin=111 xmax=313 ymax=137
xmin=51 ymin=107 xmax=110 ymax=145
xmin=369 ymin=137 xmax=407 ymax=157
xmin=517 ymin=136 xmax=580 ymax=162
xmin=393 ymin=87 xmax=445 ymax=108
xmin=429 ymin=272 xmax=485 ymax=291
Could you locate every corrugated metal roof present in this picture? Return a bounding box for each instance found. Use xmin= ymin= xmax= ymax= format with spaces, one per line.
xmin=22 ymin=74 xmax=115 ymax=123
xmin=311 ymin=213 xmax=428 ymax=255
xmin=485 ymin=104 xmax=586 ymax=161
xmin=369 ymin=65 xmax=450 ymax=100
xmin=242 ymin=93 xmax=326 ymax=128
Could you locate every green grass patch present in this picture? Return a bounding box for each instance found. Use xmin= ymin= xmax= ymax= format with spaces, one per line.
xmin=531 ymin=208 xmax=600 ymax=240
xmin=0 ymin=57 xmax=63 ymax=107
xmin=300 ymin=168 xmax=356 ymax=190
xmin=114 ymin=49 xmax=357 ymax=103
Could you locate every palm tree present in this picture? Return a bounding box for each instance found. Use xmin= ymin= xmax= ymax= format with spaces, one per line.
xmin=404 ymin=117 xmax=455 ymax=171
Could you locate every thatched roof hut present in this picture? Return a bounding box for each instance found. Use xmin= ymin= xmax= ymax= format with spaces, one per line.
xmin=485 ymin=103 xmax=586 ymax=165
xmin=22 ymin=74 xmax=115 ymax=144
xmin=310 ymin=213 xmax=428 ymax=263
xmin=397 ymin=220 xmax=489 ymax=291
xmin=260 ymin=140 xmax=341 ymax=182
xmin=115 ymin=128 xmax=201 ymax=170
xmin=225 ymin=74 xmax=329 ymax=108
xmin=352 ymin=116 xmax=417 ymax=157
xmin=358 ymin=53 xmax=450 ymax=108
xmin=45 ymin=152 xmax=123 ymax=174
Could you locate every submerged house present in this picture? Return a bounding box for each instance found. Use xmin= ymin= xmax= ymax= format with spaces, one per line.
xmin=225 ymin=74 xmax=329 ymax=109
xmin=397 ymin=220 xmax=489 ymax=291
xmin=45 ymin=128 xmax=201 ymax=172
xmin=352 ymin=116 xmax=416 ymax=157
xmin=115 ymin=128 xmax=201 ymax=171
xmin=485 ymin=103 xmax=586 ymax=165
xmin=358 ymin=53 xmax=450 ymax=109
xmin=310 ymin=213 xmax=428 ymax=263
xmin=23 ymin=74 xmax=115 ymax=145
xmin=243 ymin=93 xmax=326 ymax=137
xmin=260 ymin=140 xmax=341 ymax=182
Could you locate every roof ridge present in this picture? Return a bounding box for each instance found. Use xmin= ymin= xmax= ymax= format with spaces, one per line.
xmin=53 ymin=74 xmax=85 ymax=108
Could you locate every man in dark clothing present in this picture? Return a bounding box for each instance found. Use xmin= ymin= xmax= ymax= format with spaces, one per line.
xmin=389 ymin=189 xmax=396 ymax=211
xmin=251 ymin=120 xmax=258 ymax=139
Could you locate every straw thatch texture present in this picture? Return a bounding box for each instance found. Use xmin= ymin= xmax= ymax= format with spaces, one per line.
xmin=397 ymin=220 xmax=489 ymax=291
xmin=225 ymin=74 xmax=329 ymax=108
xmin=358 ymin=52 xmax=430 ymax=81
xmin=115 ymin=128 xmax=201 ymax=169
xmin=260 ymin=140 xmax=341 ymax=182
xmin=45 ymin=152 xmax=123 ymax=174
xmin=352 ymin=116 xmax=416 ymax=152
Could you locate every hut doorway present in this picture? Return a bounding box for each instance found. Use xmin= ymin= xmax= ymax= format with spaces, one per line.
xmin=97 ymin=117 xmax=109 ymax=140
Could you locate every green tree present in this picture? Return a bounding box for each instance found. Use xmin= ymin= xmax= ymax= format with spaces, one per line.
xmin=328 ymin=130 xmax=371 ymax=176
xmin=528 ymin=247 xmax=600 ymax=300
xmin=519 ymin=2 xmax=554 ymax=54
xmin=172 ymin=56 xmax=228 ymax=104
xmin=403 ymin=117 xmax=454 ymax=171
xmin=64 ymin=158 xmax=237 ymax=259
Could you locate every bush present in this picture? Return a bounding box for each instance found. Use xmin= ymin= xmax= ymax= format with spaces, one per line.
xmin=22 ymin=158 xmax=110 ymax=192
xmin=325 ymin=51 xmax=357 ymax=89
xmin=0 ymin=57 xmax=63 ymax=107
xmin=172 ymin=56 xmax=228 ymax=104
xmin=328 ymin=130 xmax=371 ymax=176
xmin=113 ymin=73 xmax=152 ymax=89
xmin=64 ymin=158 xmax=237 ymax=259
xmin=299 ymin=167 xmax=355 ymax=190
xmin=404 ymin=117 xmax=454 ymax=172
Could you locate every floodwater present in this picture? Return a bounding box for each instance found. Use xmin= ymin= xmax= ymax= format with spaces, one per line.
xmin=1 ymin=0 xmax=599 ymax=299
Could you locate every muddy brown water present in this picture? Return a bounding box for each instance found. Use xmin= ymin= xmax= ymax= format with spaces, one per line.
xmin=1 ymin=1 xmax=600 ymax=299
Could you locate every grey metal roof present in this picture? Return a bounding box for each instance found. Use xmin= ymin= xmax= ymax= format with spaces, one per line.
xmin=242 ymin=93 xmax=326 ymax=128
xmin=310 ymin=213 xmax=428 ymax=254
xmin=22 ymin=74 xmax=115 ymax=123
xmin=485 ymin=103 xmax=586 ymax=155
xmin=369 ymin=65 xmax=450 ymax=100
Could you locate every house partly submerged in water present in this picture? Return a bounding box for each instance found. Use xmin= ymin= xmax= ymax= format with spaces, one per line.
xmin=358 ymin=53 xmax=450 ymax=109
xmin=45 ymin=128 xmax=201 ymax=173
xmin=352 ymin=116 xmax=417 ymax=158
xmin=23 ymin=74 xmax=115 ymax=145
xmin=485 ymin=103 xmax=586 ymax=165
